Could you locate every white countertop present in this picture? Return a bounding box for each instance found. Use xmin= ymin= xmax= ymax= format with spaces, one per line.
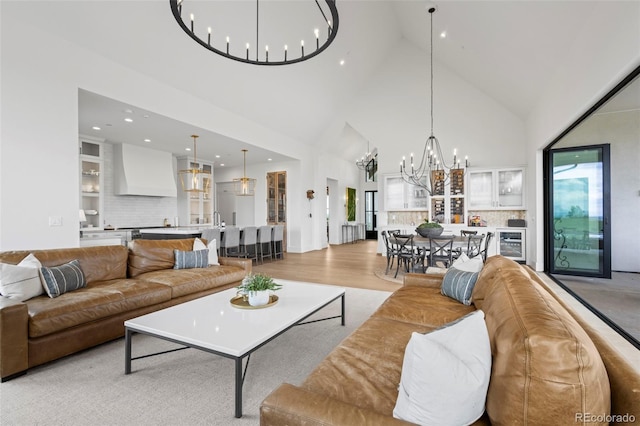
xmin=139 ymin=228 xmax=204 ymax=234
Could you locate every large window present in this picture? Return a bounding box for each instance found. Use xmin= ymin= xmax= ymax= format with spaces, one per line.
xmin=543 ymin=65 xmax=640 ymax=348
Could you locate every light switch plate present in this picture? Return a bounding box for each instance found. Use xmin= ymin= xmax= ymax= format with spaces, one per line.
xmin=49 ymin=216 xmax=63 ymax=226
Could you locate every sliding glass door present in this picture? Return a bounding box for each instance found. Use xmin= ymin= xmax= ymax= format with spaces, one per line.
xmin=548 ymin=145 xmax=611 ymax=277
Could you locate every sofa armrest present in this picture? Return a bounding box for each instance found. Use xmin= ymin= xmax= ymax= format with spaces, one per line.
xmin=218 ymin=257 xmax=252 ymax=275
xmin=403 ymin=273 xmax=443 ymax=289
xmin=0 ymin=297 xmax=29 ymax=381
xmin=260 ymin=383 xmax=413 ymax=426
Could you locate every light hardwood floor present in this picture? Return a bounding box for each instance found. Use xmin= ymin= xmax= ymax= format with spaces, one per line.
xmin=253 ymin=240 xmax=400 ymax=292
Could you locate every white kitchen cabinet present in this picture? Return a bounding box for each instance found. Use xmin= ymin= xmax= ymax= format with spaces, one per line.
xmin=383 ymin=174 xmax=428 ymax=211
xmin=177 ymin=157 xmax=214 ymax=225
xmin=79 ymin=136 xmax=104 ymax=230
xmin=467 ymin=168 xmax=525 ymax=210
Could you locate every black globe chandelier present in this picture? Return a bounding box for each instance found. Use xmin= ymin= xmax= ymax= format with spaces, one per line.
xmin=170 ymin=0 xmax=339 ymax=66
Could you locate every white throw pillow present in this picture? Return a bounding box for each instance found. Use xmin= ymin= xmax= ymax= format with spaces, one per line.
xmin=452 ymin=253 xmax=484 ymax=273
xmin=0 ymin=253 xmax=45 ymax=301
xmin=393 ymin=310 xmax=491 ymax=426
xmin=194 ymin=237 xmax=220 ymax=266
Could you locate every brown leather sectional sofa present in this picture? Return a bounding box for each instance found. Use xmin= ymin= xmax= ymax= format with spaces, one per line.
xmin=0 ymin=238 xmax=250 ymax=381
xmin=261 ymin=256 xmax=640 ymax=425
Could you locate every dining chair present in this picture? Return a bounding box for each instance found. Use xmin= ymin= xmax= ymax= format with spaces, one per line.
xmin=382 ymin=230 xmax=400 ymax=275
xmin=428 ymin=235 xmax=455 ymax=268
xmin=466 ymin=234 xmax=485 ymax=258
xmin=478 ymin=232 xmax=494 ymax=262
xmin=393 ymin=233 xmax=425 ymax=278
xmin=461 ymin=230 xmax=478 ymax=236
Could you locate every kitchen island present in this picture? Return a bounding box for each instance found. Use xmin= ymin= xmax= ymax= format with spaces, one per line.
xmin=138 ymin=228 xmax=204 ymax=239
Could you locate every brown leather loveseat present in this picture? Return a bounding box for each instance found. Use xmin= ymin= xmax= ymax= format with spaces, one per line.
xmin=260 ymin=256 xmax=640 ymax=425
xmin=0 ymin=238 xmax=250 ymax=381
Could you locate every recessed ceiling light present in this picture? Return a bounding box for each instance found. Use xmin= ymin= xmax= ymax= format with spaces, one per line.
xmin=185 ymin=147 xmax=191 ymax=151
xmin=339 ymin=59 xmax=345 ymax=66
xmin=124 ymin=118 xmax=133 ymax=123
xmin=215 ymin=155 xmax=221 ymax=158
xmin=143 ymin=114 xmax=149 ymax=119
xmin=92 ymin=126 xmax=101 ymax=130
xmin=268 ymin=158 xmax=273 ymax=161
xmin=144 ymin=138 xmax=151 ymax=143
xmin=220 ymin=164 xmax=225 ymax=167
xmin=124 ymin=108 xmax=133 ymax=114
xmin=440 ymin=31 xmax=447 ymax=38
xmin=105 ymin=123 xmax=113 ymax=127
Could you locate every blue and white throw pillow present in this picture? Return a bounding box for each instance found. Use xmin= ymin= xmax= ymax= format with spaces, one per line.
xmin=174 ymin=249 xmax=209 ymax=270
xmin=41 ymin=259 xmax=86 ymax=298
xmin=441 ymin=267 xmax=479 ymax=305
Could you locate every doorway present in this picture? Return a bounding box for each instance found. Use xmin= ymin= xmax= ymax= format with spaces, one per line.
xmin=364 ymin=191 xmax=378 ymax=240
xmin=546 ymin=145 xmax=611 ymax=278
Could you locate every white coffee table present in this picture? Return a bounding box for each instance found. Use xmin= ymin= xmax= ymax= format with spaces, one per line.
xmin=124 ymin=280 xmax=345 ymax=418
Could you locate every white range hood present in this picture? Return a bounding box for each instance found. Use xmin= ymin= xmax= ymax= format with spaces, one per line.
xmin=114 ymin=143 xmax=177 ymax=197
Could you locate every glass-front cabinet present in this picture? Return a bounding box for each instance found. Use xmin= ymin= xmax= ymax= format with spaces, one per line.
xmin=267 ymin=171 xmax=287 ymax=223
xmin=430 ymin=169 xmax=465 ymax=224
xmin=79 ymin=137 xmax=104 ymax=230
xmin=177 ymin=157 xmax=213 ymax=225
xmin=467 ymin=168 xmax=525 ymax=210
xmin=383 ymin=174 xmax=428 ymax=211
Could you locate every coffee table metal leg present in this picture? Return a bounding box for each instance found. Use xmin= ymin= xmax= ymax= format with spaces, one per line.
xmin=125 ymin=328 xmax=132 ymax=374
xmin=341 ymin=294 xmax=346 ymax=326
xmin=235 ymin=357 xmax=243 ymax=418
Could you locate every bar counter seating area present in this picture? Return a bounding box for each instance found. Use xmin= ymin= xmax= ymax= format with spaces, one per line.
xmin=139 ymin=225 xmax=285 ymax=265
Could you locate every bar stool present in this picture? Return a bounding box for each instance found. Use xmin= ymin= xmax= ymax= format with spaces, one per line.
xmin=257 ymin=225 xmax=273 ymax=264
xmin=200 ymin=228 xmax=221 ymax=256
xmin=221 ymin=226 xmax=241 ymax=257
xmin=240 ymin=226 xmax=258 ymax=263
xmin=271 ymin=225 xmax=284 ymax=260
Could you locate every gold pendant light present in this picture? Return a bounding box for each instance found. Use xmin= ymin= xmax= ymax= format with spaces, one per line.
xmin=234 ymin=149 xmax=256 ymax=196
xmin=178 ymin=134 xmax=212 ymax=193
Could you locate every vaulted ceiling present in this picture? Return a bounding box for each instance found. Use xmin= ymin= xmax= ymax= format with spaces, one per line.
xmin=5 ymin=1 xmax=613 ymax=167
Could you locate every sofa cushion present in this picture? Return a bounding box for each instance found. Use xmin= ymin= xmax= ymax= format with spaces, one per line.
xmin=128 ymin=238 xmax=196 ymax=277
xmin=393 ymin=310 xmax=491 ymax=425
xmin=440 ymin=267 xmax=479 ymax=305
xmin=372 ymin=284 xmax=475 ymax=327
xmin=302 ymin=316 xmax=435 ymax=416
xmin=40 ymin=260 xmax=86 ymax=298
xmin=471 ymin=256 xmax=611 ymax=425
xmin=0 ymin=254 xmax=44 ymax=301
xmin=26 ymin=278 xmax=172 ymax=338
xmin=173 ymin=249 xmax=208 ymax=270
xmin=0 ymin=246 xmax=128 ymax=284
xmin=135 ymin=264 xmax=246 ymax=298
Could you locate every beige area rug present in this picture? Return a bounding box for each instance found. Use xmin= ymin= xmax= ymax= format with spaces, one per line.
xmin=0 ymin=287 xmax=390 ymax=426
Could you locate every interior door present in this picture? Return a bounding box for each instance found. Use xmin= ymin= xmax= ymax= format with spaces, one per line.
xmin=365 ymin=191 xmax=378 ymax=239
xmin=547 ymin=145 xmax=611 ymax=277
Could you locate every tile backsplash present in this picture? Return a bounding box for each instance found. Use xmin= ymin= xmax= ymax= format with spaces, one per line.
xmin=387 ymin=210 xmax=525 ymax=228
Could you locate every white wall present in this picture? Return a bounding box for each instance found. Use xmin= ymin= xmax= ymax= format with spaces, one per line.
xmin=0 ymin=17 xmax=312 ymax=250
xmin=525 ymin=1 xmax=640 ymax=271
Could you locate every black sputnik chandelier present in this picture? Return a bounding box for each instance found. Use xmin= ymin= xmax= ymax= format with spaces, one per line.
xmin=170 ymin=0 xmax=339 ymax=66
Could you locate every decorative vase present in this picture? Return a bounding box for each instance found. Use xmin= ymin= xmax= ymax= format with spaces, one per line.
xmin=416 ymin=227 xmax=444 ymax=238
xmin=248 ymin=290 xmax=270 ymax=306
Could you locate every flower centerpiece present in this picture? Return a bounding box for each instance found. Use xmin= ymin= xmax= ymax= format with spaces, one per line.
xmin=416 ymin=218 xmax=444 ymax=238
xmin=237 ymin=273 xmax=283 ymax=307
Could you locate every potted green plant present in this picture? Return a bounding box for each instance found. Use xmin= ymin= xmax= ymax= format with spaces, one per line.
xmin=237 ymin=273 xmax=283 ymax=306
xmin=416 ymin=218 xmax=444 ymax=238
